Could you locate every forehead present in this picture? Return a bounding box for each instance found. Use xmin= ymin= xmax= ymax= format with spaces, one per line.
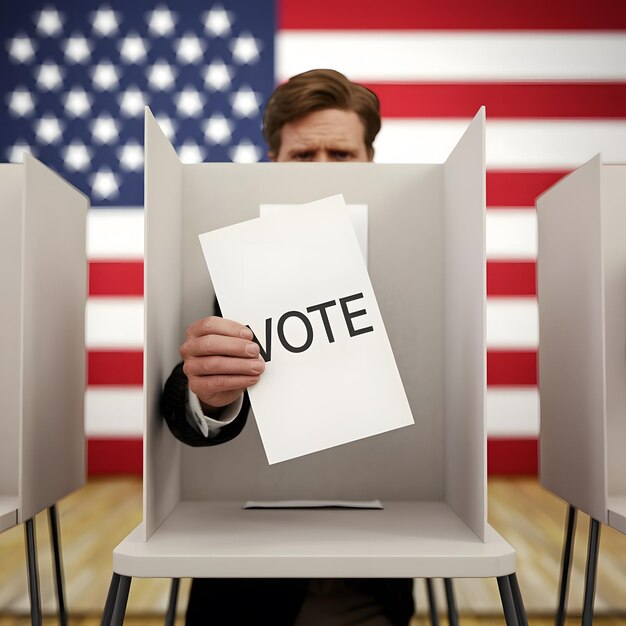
xmin=281 ymin=109 xmax=366 ymax=146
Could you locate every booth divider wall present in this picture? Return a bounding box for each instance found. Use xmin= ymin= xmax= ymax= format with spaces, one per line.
xmin=142 ymin=107 xmax=489 ymax=550
xmin=0 ymin=154 xmax=87 ymax=528
xmin=537 ymin=158 xmax=626 ymax=530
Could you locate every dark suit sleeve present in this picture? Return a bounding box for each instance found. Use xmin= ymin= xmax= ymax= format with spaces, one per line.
xmin=160 ymin=361 xmax=250 ymax=447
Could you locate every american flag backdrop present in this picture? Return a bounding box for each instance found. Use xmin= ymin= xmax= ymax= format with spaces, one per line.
xmin=2 ymin=0 xmax=626 ymax=475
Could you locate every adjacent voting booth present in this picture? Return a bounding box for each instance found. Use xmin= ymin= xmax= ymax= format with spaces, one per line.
xmin=0 ymin=154 xmax=88 ymax=624
xmin=537 ymin=157 xmax=626 ymax=626
xmin=103 ymin=109 xmax=526 ymax=625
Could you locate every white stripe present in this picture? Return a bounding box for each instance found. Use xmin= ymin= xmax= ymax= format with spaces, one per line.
xmin=85 ymin=387 xmax=143 ymax=436
xmin=487 ymin=298 xmax=538 ymax=348
xmin=374 ymin=120 xmax=626 ymax=168
xmin=486 ymin=209 xmax=537 ymax=260
xmin=87 ymin=208 xmax=144 ymax=259
xmin=486 ymin=388 xmax=539 ymax=437
xmin=277 ymin=32 xmax=626 ymax=81
xmin=86 ymin=298 xmax=144 ymax=348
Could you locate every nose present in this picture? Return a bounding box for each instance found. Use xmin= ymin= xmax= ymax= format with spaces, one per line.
xmin=312 ymin=152 xmax=331 ymax=163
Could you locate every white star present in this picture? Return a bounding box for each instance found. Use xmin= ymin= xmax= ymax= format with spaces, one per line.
xmin=119 ymin=87 xmax=148 ymax=118
xmin=91 ymin=61 xmax=120 ymax=90
xmin=175 ymin=33 xmax=204 ymax=64
xmin=230 ymin=86 xmax=261 ymax=118
xmin=147 ymin=61 xmax=177 ymax=91
xmin=7 ymin=88 xmax=36 ymax=117
xmin=229 ymin=140 xmax=262 ymax=164
xmin=7 ymin=141 xmax=34 ymax=163
xmin=203 ymin=6 xmax=233 ymax=37
xmin=91 ymin=168 xmax=120 ymax=200
xmin=176 ymin=87 xmax=204 ymax=117
xmin=230 ymin=33 xmax=261 ymax=65
xmin=155 ymin=115 xmax=177 ymax=140
xmin=63 ymin=141 xmax=92 ymax=172
xmin=36 ymin=7 xmax=64 ymax=37
xmin=203 ymin=113 xmax=233 ymax=145
xmin=63 ymin=35 xmax=92 ymax=63
xmin=203 ymin=60 xmax=232 ymax=91
xmin=178 ymin=141 xmax=205 ymax=164
xmin=36 ymin=62 xmax=64 ymax=91
xmin=92 ymin=7 xmax=120 ymax=36
xmin=7 ymin=35 xmax=37 ymax=63
xmin=35 ymin=115 xmax=64 ymax=144
xmin=147 ymin=6 xmax=177 ymax=37
xmin=119 ymin=33 xmax=148 ymax=64
xmin=91 ymin=114 xmax=119 ymax=144
xmin=118 ymin=142 xmax=144 ymax=171
xmin=64 ymin=87 xmax=92 ymax=117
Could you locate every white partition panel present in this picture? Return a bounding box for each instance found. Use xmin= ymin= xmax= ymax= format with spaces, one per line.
xmin=443 ymin=109 xmax=487 ymax=541
xmin=537 ymin=156 xmax=608 ymax=522
xmin=0 ymin=165 xmax=23 ymax=514
xmin=19 ymin=155 xmax=88 ymax=522
xmin=144 ymin=110 xmax=184 ymax=539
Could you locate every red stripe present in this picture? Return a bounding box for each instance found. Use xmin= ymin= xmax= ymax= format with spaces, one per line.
xmin=487 ymin=171 xmax=569 ymax=207
xmin=487 ymin=261 xmax=536 ymax=297
xmin=87 ymin=350 xmax=143 ymax=386
xmin=488 ymin=438 xmax=538 ymax=475
xmin=89 ymin=261 xmax=144 ymax=297
xmin=370 ymin=83 xmax=626 ymax=119
xmin=487 ymin=350 xmax=537 ymax=386
xmin=87 ymin=437 xmax=536 ymax=476
xmin=87 ymin=438 xmax=142 ymax=475
xmin=280 ymin=0 xmax=626 ymax=30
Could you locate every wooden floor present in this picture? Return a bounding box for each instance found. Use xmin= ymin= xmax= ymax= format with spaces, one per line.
xmin=1 ymin=476 xmax=625 ymax=623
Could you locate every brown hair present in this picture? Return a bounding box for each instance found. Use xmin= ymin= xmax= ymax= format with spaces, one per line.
xmin=262 ymin=69 xmax=381 ymax=157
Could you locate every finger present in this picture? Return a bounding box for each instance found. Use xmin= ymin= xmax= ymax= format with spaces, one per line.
xmin=186 ymin=316 xmax=253 ymax=341
xmin=184 ymin=356 xmax=265 ymax=378
xmin=181 ymin=333 xmax=260 ymax=360
xmin=189 ymin=374 xmax=261 ymax=397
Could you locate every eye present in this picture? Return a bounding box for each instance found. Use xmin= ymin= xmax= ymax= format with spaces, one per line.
xmin=293 ymin=151 xmax=314 ymax=161
xmin=331 ymin=151 xmax=352 ymax=161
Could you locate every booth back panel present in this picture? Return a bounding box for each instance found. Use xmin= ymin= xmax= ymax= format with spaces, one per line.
xmin=0 ymin=165 xmax=23 ymax=498
xmin=537 ymin=156 xmax=608 ymax=522
xmin=443 ymin=110 xmax=486 ymax=540
xmin=19 ymin=156 xmax=88 ymax=522
xmin=602 ymin=165 xmax=626 ymax=498
xmin=144 ymin=111 xmax=184 ymax=539
xmin=178 ymin=163 xmax=448 ymax=501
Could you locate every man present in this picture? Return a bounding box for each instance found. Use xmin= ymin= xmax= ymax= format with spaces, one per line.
xmin=161 ymin=69 xmax=415 ymax=626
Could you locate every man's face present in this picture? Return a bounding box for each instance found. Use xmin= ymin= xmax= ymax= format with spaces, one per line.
xmin=270 ymin=108 xmax=373 ymax=163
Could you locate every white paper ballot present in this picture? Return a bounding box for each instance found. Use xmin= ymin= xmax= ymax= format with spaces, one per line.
xmin=199 ymin=195 xmax=414 ymax=464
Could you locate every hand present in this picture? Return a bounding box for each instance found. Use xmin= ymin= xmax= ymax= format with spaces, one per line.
xmin=180 ymin=316 xmax=265 ymax=412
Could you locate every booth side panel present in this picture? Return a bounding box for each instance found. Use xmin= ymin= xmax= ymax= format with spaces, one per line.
xmin=144 ymin=110 xmax=184 ymax=539
xmin=442 ymin=109 xmax=487 ymax=540
xmin=601 ymin=165 xmax=626 ymax=499
xmin=0 ymin=165 xmax=24 ymax=499
xmin=19 ymin=155 xmax=87 ymax=522
xmin=537 ymin=156 xmax=608 ymax=522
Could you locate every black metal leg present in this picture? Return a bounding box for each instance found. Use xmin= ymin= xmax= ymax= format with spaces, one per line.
xmin=556 ymin=505 xmax=577 ymax=626
xmin=509 ymin=573 xmax=528 ymax=626
xmin=101 ymin=573 xmax=122 ymax=626
xmin=165 ymin=578 xmax=180 ymax=626
xmin=444 ymin=578 xmax=459 ymax=626
xmin=424 ymin=578 xmax=440 ymax=626
xmin=111 ymin=575 xmax=132 ymax=626
xmin=497 ymin=576 xmax=519 ymax=626
xmin=24 ymin=518 xmax=42 ymax=626
xmin=48 ymin=504 xmax=68 ymax=626
xmin=582 ymin=518 xmax=601 ymax=626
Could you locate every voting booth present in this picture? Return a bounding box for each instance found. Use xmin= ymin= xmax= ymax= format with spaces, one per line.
xmin=537 ymin=157 xmax=626 ymax=624
xmin=105 ymin=108 xmax=525 ymax=624
xmin=0 ymin=154 xmax=88 ymax=621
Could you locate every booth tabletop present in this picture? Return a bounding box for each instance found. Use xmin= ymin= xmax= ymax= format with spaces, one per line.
xmin=0 ymin=497 xmax=18 ymax=533
xmin=113 ymin=501 xmax=515 ymax=579
xmin=608 ymin=497 xmax=626 ymax=535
